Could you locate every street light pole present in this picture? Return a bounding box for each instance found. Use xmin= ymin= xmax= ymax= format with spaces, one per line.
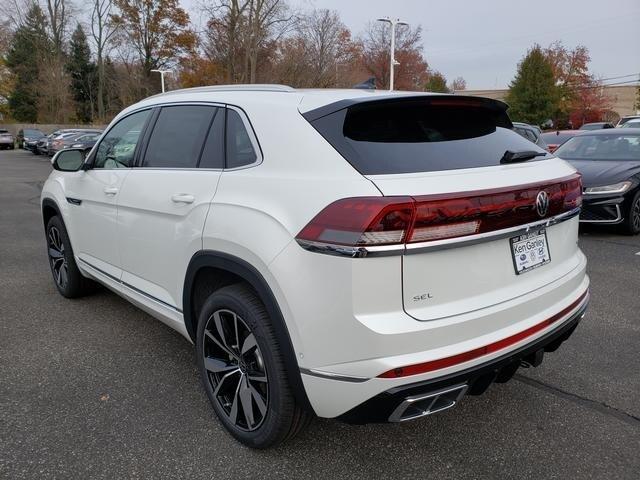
xmin=377 ymin=17 xmax=408 ymax=91
xmin=150 ymin=69 xmax=172 ymax=93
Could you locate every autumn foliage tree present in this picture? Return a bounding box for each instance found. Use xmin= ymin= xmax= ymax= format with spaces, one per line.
xmin=111 ymin=0 xmax=197 ymax=95
xmin=543 ymin=41 xmax=611 ymax=126
xmin=360 ymin=21 xmax=428 ymax=90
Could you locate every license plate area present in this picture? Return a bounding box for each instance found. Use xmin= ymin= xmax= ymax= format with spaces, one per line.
xmin=510 ymin=229 xmax=551 ymax=275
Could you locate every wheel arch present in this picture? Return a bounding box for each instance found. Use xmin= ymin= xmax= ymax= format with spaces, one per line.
xmin=183 ymin=250 xmax=313 ymax=413
xmin=41 ymin=197 xmax=62 ymax=231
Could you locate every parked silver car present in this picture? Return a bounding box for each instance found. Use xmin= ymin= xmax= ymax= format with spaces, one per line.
xmin=49 ymin=130 xmax=102 ymax=155
xmin=0 ymin=129 xmax=15 ymax=150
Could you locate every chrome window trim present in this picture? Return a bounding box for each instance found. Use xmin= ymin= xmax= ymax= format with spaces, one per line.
xmin=296 ymin=207 xmax=581 ymax=258
xmin=123 ymin=101 xmax=263 ymax=171
xmin=579 ymin=204 xmax=622 ymax=224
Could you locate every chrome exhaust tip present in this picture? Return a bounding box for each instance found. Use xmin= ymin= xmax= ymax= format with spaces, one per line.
xmin=388 ymin=383 xmax=468 ymax=422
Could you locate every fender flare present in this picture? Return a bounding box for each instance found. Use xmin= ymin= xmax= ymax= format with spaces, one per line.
xmin=41 ymin=197 xmax=62 ymax=230
xmin=183 ymin=250 xmax=313 ymax=413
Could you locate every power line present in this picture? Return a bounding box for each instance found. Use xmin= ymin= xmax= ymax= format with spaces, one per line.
xmin=565 ymin=73 xmax=639 ymax=87
xmin=597 ymin=73 xmax=640 ymax=82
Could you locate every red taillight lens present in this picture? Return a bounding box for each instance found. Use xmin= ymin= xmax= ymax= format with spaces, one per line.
xmin=296 ymin=197 xmax=415 ymax=246
xmin=296 ymin=174 xmax=582 ymax=247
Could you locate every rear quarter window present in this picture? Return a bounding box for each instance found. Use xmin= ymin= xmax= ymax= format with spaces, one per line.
xmin=306 ymin=97 xmax=546 ymax=175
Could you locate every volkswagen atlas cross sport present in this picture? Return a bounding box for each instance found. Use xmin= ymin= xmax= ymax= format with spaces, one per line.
xmin=41 ymin=85 xmax=589 ymax=448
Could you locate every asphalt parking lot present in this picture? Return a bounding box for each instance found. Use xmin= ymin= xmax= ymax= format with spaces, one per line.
xmin=1 ymin=148 xmax=638 ymax=479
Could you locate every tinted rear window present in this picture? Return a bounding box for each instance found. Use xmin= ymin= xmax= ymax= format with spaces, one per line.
xmin=541 ymin=132 xmax=577 ymax=144
xmin=307 ymin=98 xmax=546 ymax=175
xmin=143 ymin=105 xmax=215 ymax=168
xmin=226 ymin=109 xmax=258 ymax=168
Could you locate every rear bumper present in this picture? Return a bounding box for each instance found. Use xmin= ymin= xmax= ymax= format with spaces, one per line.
xmin=337 ymin=293 xmax=587 ymax=423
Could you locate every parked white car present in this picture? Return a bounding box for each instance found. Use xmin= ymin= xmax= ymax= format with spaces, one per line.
xmin=41 ymin=85 xmax=590 ymax=448
xmin=0 ymin=129 xmax=15 ymax=149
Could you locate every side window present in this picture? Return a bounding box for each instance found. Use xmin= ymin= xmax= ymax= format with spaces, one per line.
xmin=94 ymin=110 xmax=150 ymax=169
xmin=525 ymin=130 xmax=537 ymax=143
xmin=226 ymin=109 xmax=258 ymax=168
xmin=199 ymin=108 xmax=225 ymax=169
xmin=143 ymin=105 xmax=215 ymax=168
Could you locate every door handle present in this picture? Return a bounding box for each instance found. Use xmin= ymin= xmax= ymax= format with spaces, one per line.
xmin=171 ymin=193 xmax=195 ymax=204
xmin=104 ymin=187 xmax=119 ymax=195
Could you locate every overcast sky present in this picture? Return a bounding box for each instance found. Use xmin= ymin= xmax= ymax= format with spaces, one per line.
xmin=187 ymin=0 xmax=639 ymax=90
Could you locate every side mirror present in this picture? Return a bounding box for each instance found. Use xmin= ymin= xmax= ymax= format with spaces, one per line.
xmin=52 ymin=149 xmax=86 ymax=172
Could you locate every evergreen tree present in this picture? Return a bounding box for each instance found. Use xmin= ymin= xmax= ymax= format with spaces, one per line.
xmin=5 ymin=5 xmax=50 ymax=122
xmin=67 ymin=24 xmax=96 ymax=123
xmin=505 ymin=45 xmax=559 ymax=126
xmin=424 ymin=71 xmax=449 ymax=93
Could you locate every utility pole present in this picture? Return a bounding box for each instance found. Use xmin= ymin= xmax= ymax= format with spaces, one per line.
xmin=151 ymin=69 xmax=172 ymax=93
xmin=377 ymin=17 xmax=408 ymax=91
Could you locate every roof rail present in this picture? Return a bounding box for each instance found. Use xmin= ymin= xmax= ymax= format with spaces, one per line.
xmin=149 ymin=84 xmax=296 ymax=98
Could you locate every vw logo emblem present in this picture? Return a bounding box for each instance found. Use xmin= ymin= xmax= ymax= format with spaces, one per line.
xmin=536 ymin=191 xmax=549 ymax=217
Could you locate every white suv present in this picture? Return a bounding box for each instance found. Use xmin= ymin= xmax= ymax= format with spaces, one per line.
xmin=41 ymin=85 xmax=589 ymax=448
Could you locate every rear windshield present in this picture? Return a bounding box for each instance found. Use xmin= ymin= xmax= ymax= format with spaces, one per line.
xmin=555 ymin=134 xmax=640 ymax=161
xmin=24 ymin=129 xmax=44 ymax=136
xmin=541 ymin=132 xmax=576 ymax=144
xmin=306 ymin=98 xmax=547 ymax=175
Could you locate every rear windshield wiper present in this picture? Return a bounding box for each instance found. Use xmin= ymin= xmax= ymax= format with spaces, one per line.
xmin=500 ymin=150 xmax=548 ymax=164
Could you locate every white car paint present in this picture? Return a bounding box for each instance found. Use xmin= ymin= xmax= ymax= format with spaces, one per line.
xmin=41 ymin=85 xmax=589 ymax=420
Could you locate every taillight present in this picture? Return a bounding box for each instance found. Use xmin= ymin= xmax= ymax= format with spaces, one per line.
xmin=296 ymin=197 xmax=415 ymax=246
xmin=296 ymin=174 xmax=582 ymax=248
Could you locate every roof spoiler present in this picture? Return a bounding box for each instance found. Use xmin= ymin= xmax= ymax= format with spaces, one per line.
xmin=302 ymin=94 xmax=511 ymax=123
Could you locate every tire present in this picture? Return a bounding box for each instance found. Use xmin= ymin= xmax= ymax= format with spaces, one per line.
xmin=46 ymin=216 xmax=94 ymax=297
xmin=621 ymin=191 xmax=640 ymax=235
xmin=196 ymin=284 xmax=311 ymax=448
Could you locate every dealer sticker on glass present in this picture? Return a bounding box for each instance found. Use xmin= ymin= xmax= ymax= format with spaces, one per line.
xmin=510 ymin=229 xmax=551 ymax=275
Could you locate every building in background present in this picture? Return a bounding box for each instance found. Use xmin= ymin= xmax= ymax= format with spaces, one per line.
xmin=458 ymin=84 xmax=639 ymax=124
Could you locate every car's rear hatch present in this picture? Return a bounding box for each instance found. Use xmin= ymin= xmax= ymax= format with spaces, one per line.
xmin=302 ymin=94 xmax=583 ymax=321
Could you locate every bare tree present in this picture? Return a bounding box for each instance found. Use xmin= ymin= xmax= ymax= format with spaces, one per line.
xmin=203 ymin=0 xmax=293 ymax=83
xmin=361 ymin=21 xmax=428 ymax=90
xmin=449 ymin=76 xmax=467 ymax=92
xmin=204 ymin=0 xmax=250 ymax=83
xmin=44 ymin=0 xmax=68 ymax=54
xmin=90 ymin=0 xmax=118 ymax=120
xmin=37 ymin=55 xmax=73 ymax=122
xmin=0 ymin=0 xmax=30 ymax=29
xmin=270 ymin=8 xmax=361 ymax=88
